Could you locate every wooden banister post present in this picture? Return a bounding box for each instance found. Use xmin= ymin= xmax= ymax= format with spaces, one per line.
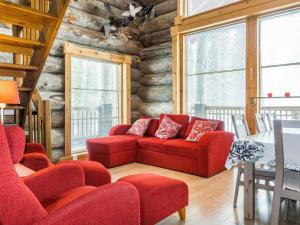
xmin=44 ymin=100 xmax=52 ymax=160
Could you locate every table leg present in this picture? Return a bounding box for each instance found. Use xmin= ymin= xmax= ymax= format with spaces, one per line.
xmin=244 ymin=161 xmax=255 ymax=220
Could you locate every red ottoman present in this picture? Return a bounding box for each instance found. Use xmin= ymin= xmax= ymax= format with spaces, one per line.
xmin=118 ymin=174 xmax=188 ymax=225
xmin=58 ymin=160 xmax=111 ymax=187
xmin=87 ymin=135 xmax=140 ymax=168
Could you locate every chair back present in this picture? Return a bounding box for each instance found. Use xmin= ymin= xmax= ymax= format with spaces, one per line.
xmin=231 ymin=114 xmax=251 ymax=138
xmin=265 ymin=113 xmax=273 ymax=131
xmin=273 ymin=120 xmax=300 ymax=189
xmin=0 ymin=124 xmax=47 ymax=225
xmin=255 ymin=113 xmax=267 ymax=133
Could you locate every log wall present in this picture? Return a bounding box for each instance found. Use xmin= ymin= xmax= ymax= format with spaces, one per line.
xmin=41 ymin=0 xmax=144 ymax=161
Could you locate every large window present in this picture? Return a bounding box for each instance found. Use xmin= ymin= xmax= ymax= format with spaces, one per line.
xmin=186 ymin=0 xmax=240 ymax=17
xmin=65 ymin=43 xmax=131 ymax=156
xmin=185 ymin=22 xmax=246 ymax=131
xmin=259 ymin=9 xmax=300 ymax=119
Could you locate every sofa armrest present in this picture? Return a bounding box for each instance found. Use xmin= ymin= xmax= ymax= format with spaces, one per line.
xmin=199 ymin=131 xmax=234 ymax=177
xmin=21 ymin=153 xmax=52 ymax=171
xmin=25 ymin=143 xmax=46 ymax=154
xmin=109 ymin=124 xmax=132 ymax=136
xmin=23 ymin=164 xmax=85 ymax=203
xmin=33 ymin=182 xmax=140 ymax=225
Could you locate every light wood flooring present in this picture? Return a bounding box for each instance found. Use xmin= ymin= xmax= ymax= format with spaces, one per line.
xmin=109 ymin=163 xmax=300 ymax=225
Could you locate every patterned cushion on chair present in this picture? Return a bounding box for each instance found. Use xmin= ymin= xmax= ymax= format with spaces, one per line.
xmin=126 ymin=118 xmax=151 ymax=136
xmin=186 ymin=120 xmax=218 ymax=142
xmin=155 ymin=116 xmax=182 ymax=139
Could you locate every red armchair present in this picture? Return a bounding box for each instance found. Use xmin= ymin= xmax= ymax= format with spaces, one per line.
xmin=0 ymin=123 xmax=140 ymax=225
xmin=5 ymin=125 xmax=111 ymax=187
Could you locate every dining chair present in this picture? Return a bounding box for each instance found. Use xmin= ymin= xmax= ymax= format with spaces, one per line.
xmin=232 ymin=114 xmax=275 ymax=208
xmin=265 ymin=112 xmax=273 ymax=131
xmin=255 ymin=112 xmax=268 ymax=133
xmin=270 ymin=120 xmax=300 ymax=225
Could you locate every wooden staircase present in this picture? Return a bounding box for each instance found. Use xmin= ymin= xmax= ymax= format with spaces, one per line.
xmin=0 ymin=0 xmax=70 ymax=157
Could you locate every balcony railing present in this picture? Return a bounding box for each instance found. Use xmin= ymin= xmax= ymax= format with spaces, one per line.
xmin=191 ymin=105 xmax=300 ymax=132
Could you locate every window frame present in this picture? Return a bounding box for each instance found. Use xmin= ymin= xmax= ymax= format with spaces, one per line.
xmin=64 ymin=42 xmax=132 ymax=158
xmin=172 ymin=0 xmax=300 ymax=133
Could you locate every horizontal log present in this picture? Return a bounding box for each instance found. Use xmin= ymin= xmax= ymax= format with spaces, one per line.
xmin=70 ymin=0 xmax=125 ymax=19
xmin=50 ymin=39 xmax=65 ymax=57
xmin=141 ymin=0 xmax=166 ymax=6
xmin=140 ymin=73 xmax=172 ymax=86
xmin=131 ymin=81 xmax=140 ymax=95
xmin=52 ymin=110 xmax=65 ymax=128
xmin=138 ymin=85 xmax=172 ymax=102
xmin=154 ymin=0 xmax=177 ymax=17
xmin=141 ymin=42 xmax=171 ymax=59
xmin=131 ymin=111 xmax=141 ymax=122
xmin=131 ymin=95 xmax=142 ymax=111
xmin=64 ymin=6 xmax=109 ymax=31
xmin=132 ymin=68 xmax=143 ymax=81
xmin=141 ymin=28 xmax=171 ymax=48
xmin=57 ymin=23 xmax=142 ymax=55
xmin=140 ymin=57 xmax=172 ymax=74
xmin=40 ymin=91 xmax=65 ymax=111
xmin=43 ymin=56 xmax=64 ymax=74
xmin=38 ymin=73 xmax=64 ymax=92
xmin=95 ymin=0 xmax=129 ymax=10
xmin=52 ymin=148 xmax=65 ymax=163
xmin=139 ymin=10 xmax=176 ymax=34
xmin=138 ymin=101 xmax=172 ymax=117
xmin=52 ymin=128 xmax=65 ymax=149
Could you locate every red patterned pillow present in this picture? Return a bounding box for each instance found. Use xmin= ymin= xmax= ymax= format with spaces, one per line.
xmin=126 ymin=118 xmax=151 ymax=136
xmin=186 ymin=120 xmax=218 ymax=142
xmin=155 ymin=116 xmax=182 ymax=139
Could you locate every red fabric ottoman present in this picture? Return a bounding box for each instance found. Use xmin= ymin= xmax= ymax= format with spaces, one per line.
xmin=87 ymin=135 xmax=139 ymax=168
xmin=118 ymin=174 xmax=188 ymax=225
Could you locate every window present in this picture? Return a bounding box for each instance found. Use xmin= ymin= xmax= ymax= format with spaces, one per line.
xmin=259 ymin=10 xmax=300 ymax=119
xmin=185 ymin=22 xmax=246 ymax=131
xmin=65 ymin=43 xmax=132 ymax=156
xmin=186 ymin=0 xmax=240 ymax=17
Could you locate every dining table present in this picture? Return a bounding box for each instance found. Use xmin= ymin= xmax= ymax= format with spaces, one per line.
xmin=226 ymin=128 xmax=300 ymax=220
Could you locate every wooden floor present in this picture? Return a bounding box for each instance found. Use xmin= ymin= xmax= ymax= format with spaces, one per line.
xmin=109 ymin=163 xmax=300 ymax=225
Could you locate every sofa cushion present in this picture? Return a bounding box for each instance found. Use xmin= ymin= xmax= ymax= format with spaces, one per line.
xmin=159 ymin=114 xmax=190 ymax=138
xmin=185 ymin=117 xmax=225 ymax=137
xmin=146 ymin=119 xmax=159 ymax=137
xmin=126 ymin=118 xmax=151 ymax=136
xmin=86 ymin=135 xmax=140 ymax=154
xmin=155 ymin=116 xmax=182 ymax=139
xmin=5 ymin=126 xmax=25 ymax=164
xmin=137 ymin=137 xmax=168 ymax=151
xmin=186 ymin=120 xmax=218 ymax=142
xmin=163 ymin=139 xmax=203 ymax=159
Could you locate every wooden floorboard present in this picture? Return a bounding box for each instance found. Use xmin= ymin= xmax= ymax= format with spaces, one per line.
xmin=109 ymin=163 xmax=300 ymax=225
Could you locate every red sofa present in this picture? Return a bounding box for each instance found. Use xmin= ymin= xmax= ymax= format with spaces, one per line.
xmin=0 ymin=123 xmax=140 ymax=225
xmin=88 ymin=114 xmax=234 ymax=177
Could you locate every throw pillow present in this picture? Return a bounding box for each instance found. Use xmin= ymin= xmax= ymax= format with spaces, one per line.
xmin=186 ymin=120 xmax=218 ymax=142
xmin=126 ymin=118 xmax=151 ymax=136
xmin=155 ymin=116 xmax=182 ymax=139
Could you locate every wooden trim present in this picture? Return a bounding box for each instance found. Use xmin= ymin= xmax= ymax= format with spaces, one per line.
xmin=177 ymin=0 xmax=300 ymax=34
xmin=64 ymin=43 xmax=132 ymax=158
xmin=44 ymin=100 xmax=52 ymax=160
xmin=246 ymin=16 xmax=259 ymax=134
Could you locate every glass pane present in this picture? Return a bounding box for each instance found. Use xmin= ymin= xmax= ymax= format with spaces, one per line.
xmin=185 ymin=22 xmax=246 ymax=132
xmin=260 ymin=10 xmax=300 ymax=66
xmin=259 ymin=10 xmax=300 ymax=120
xmin=186 ymin=0 xmax=240 ymax=17
xmin=71 ymin=56 xmax=119 ymax=152
xmin=186 ymin=23 xmax=246 ymax=75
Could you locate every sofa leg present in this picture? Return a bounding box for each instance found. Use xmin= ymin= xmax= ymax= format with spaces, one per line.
xmin=178 ymin=207 xmax=186 ymax=220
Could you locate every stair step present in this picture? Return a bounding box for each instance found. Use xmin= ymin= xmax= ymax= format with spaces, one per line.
xmin=5 ymin=105 xmax=25 ymax=110
xmin=0 ymin=1 xmax=57 ymax=30
xmin=0 ymin=62 xmax=38 ymax=71
xmin=0 ymin=34 xmax=47 ymax=49
xmin=0 ymin=69 xmax=26 ymax=77
xmin=18 ymin=87 xmax=32 ymax=92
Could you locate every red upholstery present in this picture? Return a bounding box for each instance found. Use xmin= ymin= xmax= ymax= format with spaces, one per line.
xmin=58 ymin=160 xmax=111 ymax=187
xmin=163 ymin=138 xmax=203 ymax=158
xmin=0 ymin=124 xmax=141 ymax=225
xmin=21 ymin=152 xmax=52 ymax=171
xmin=159 ymin=114 xmax=190 ymax=138
xmin=137 ymin=137 xmax=168 ymax=151
xmin=118 ymin=174 xmax=188 ymax=225
xmin=140 ymin=117 xmax=160 ymax=136
xmin=25 ymin=143 xmax=46 ymax=154
xmin=109 ymin=124 xmax=132 ymax=136
xmin=5 ymin=126 xmax=25 ymax=163
xmin=185 ymin=116 xmax=225 ymax=137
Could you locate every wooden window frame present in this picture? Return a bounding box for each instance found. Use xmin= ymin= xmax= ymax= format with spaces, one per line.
xmin=172 ymin=0 xmax=300 ymax=133
xmin=64 ymin=42 xmax=132 ymax=158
